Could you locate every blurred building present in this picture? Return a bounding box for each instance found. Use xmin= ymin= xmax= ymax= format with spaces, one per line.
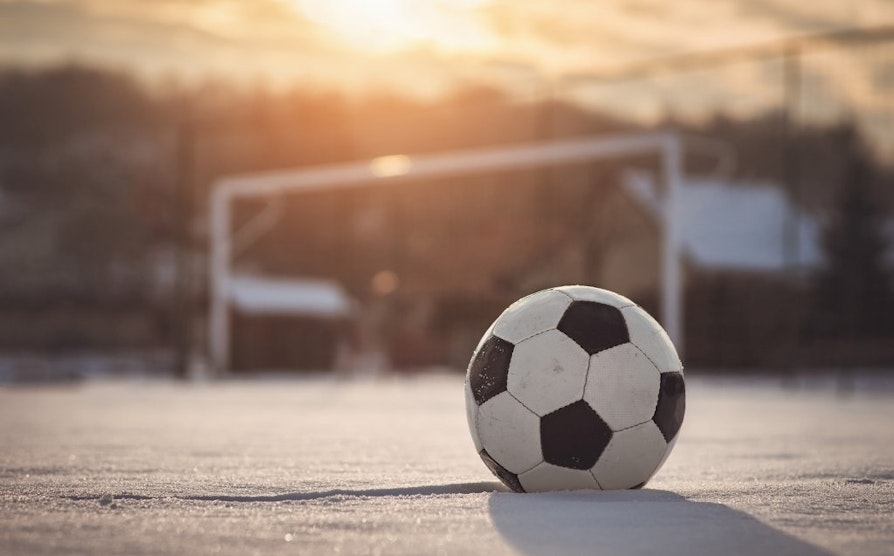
xmin=228 ymin=275 xmax=356 ymax=372
xmin=620 ymin=174 xmax=823 ymax=368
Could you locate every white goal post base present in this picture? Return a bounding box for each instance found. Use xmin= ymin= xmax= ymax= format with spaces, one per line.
xmin=209 ymin=132 xmax=686 ymax=374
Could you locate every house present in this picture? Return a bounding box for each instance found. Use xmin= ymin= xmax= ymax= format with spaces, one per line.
xmin=623 ymin=171 xmax=823 ymax=273
xmin=228 ymin=275 xmax=357 ymax=372
xmin=616 ymin=173 xmax=824 ymax=368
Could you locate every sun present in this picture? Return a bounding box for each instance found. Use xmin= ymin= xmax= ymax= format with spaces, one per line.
xmin=289 ymin=0 xmax=495 ymax=53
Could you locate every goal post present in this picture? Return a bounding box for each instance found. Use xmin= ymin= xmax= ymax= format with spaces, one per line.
xmin=208 ymin=132 xmax=686 ymax=373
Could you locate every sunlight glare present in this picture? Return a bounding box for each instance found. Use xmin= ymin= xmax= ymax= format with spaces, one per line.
xmin=289 ymin=0 xmax=495 ymax=53
xmin=370 ymin=154 xmax=412 ymax=177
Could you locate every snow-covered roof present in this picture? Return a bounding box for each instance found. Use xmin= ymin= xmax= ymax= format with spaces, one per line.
xmin=228 ymin=275 xmax=355 ymax=318
xmin=624 ymin=173 xmax=823 ymax=272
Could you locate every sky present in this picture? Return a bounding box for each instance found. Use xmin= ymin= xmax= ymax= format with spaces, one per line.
xmin=1 ymin=0 xmax=893 ymax=152
xmin=1 ymin=0 xmax=892 ymax=94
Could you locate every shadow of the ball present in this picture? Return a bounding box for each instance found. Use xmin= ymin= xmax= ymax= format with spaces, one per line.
xmin=488 ymin=489 xmax=832 ymax=556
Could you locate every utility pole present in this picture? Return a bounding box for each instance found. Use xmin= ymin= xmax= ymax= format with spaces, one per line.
xmin=782 ymin=43 xmax=802 ymax=274
xmin=782 ymin=42 xmax=803 ymax=375
xmin=173 ymin=115 xmax=196 ymax=379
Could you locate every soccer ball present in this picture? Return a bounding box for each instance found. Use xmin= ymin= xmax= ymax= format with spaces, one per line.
xmin=465 ymin=285 xmax=685 ymax=492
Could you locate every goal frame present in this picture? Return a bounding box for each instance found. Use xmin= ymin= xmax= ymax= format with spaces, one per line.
xmin=208 ymin=132 xmax=685 ymax=373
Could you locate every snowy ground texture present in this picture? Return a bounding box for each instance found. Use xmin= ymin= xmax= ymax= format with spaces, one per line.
xmin=1 ymin=375 xmax=892 ymax=556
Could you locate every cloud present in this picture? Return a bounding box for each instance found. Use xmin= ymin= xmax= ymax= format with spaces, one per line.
xmin=0 ymin=1 xmax=332 ymax=75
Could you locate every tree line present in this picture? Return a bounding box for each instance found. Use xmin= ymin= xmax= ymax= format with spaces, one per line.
xmin=0 ymin=63 xmax=890 ymax=353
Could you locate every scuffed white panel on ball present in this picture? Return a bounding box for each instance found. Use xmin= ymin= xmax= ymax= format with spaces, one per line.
xmin=591 ymin=421 xmax=667 ymax=490
xmin=492 ymin=289 xmax=572 ymax=344
xmin=583 ymin=344 xmax=660 ymax=431
xmin=477 ymin=391 xmax=542 ymax=474
xmin=553 ymin=285 xmax=635 ymax=308
xmin=519 ymin=462 xmax=601 ymax=492
xmin=507 ymin=330 xmax=589 ymax=416
xmin=622 ymin=305 xmax=683 ymax=374
xmin=464 ymin=380 xmax=482 ymax=452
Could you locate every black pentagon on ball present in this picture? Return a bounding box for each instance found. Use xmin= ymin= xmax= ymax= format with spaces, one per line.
xmin=540 ymin=400 xmax=613 ymax=470
xmin=557 ymin=301 xmax=629 ymax=355
xmin=469 ymin=335 xmax=514 ymax=405
xmin=653 ymin=372 xmax=686 ymax=442
xmin=479 ymin=449 xmax=525 ymax=493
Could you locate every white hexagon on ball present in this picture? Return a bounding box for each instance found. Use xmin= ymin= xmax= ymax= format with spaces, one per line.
xmin=519 ymin=462 xmax=601 ymax=492
xmin=476 ymin=391 xmax=542 ymax=474
xmin=583 ymin=343 xmax=660 ymax=431
xmin=590 ymin=421 xmax=668 ymax=490
xmin=493 ymin=289 xmax=572 ymax=344
xmin=507 ymin=329 xmax=589 ymax=416
xmin=622 ymin=305 xmax=683 ymax=374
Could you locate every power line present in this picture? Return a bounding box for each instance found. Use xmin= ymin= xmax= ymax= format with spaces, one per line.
xmin=561 ymin=25 xmax=894 ymax=85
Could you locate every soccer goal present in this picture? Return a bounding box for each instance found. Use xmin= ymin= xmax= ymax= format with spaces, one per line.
xmin=208 ymin=132 xmax=687 ymax=373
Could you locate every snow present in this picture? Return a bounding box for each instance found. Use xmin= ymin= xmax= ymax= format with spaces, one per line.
xmin=228 ymin=275 xmax=355 ymax=317
xmin=676 ymin=180 xmax=823 ymax=271
xmin=1 ymin=375 xmax=892 ymax=555
xmin=623 ymin=173 xmax=823 ymax=271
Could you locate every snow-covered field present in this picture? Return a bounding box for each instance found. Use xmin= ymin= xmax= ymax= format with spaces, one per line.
xmin=1 ymin=375 xmax=892 ymax=556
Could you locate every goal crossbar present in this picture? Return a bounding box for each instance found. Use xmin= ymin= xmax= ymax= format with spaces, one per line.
xmin=209 ymin=131 xmax=685 ymax=373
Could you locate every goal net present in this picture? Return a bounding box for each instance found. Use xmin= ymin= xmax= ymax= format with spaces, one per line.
xmin=208 ymin=132 xmax=686 ymax=374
